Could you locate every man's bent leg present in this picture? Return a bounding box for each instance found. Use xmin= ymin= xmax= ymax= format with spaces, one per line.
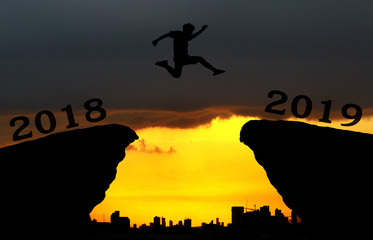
xmin=189 ymin=56 xmax=225 ymax=76
xmin=155 ymin=60 xmax=182 ymax=78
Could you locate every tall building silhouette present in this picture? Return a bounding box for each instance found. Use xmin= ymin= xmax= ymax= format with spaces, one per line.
xmin=184 ymin=218 xmax=192 ymax=229
xmin=259 ymin=206 xmax=270 ymax=217
xmin=231 ymin=206 xmax=244 ymax=226
xmin=110 ymin=211 xmax=130 ymax=228
xmin=154 ymin=216 xmax=161 ymax=227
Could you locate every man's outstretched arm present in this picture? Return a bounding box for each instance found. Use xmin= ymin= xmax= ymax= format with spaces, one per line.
xmin=152 ymin=33 xmax=171 ymax=46
xmin=191 ymin=25 xmax=208 ymax=39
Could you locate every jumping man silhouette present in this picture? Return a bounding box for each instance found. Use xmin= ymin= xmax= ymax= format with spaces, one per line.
xmin=153 ymin=23 xmax=225 ymax=78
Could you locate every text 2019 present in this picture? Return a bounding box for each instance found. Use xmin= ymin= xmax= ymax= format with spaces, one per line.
xmin=265 ymin=90 xmax=362 ymax=126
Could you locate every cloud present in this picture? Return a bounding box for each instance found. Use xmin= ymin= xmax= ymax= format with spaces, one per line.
xmin=1 ymin=1 xmax=373 ymax=138
xmin=108 ymin=104 xmax=373 ymax=132
xmin=107 ymin=106 xmax=263 ymax=130
xmin=127 ymin=139 xmax=176 ymax=154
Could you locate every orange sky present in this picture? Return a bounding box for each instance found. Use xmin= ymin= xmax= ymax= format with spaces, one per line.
xmin=90 ymin=115 xmax=373 ymax=227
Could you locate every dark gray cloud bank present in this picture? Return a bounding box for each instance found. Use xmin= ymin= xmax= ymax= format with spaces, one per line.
xmin=1 ymin=1 xmax=372 ymax=123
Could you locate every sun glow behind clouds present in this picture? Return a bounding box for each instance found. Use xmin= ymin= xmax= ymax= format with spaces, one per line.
xmin=90 ymin=116 xmax=291 ymax=226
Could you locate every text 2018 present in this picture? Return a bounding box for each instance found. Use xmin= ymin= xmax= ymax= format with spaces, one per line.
xmin=10 ymin=98 xmax=106 ymax=141
xmin=265 ymin=90 xmax=362 ymax=126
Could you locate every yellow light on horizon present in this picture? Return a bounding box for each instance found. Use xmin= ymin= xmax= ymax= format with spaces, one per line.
xmin=91 ymin=115 xmax=373 ymax=226
xmin=91 ymin=116 xmax=290 ymax=226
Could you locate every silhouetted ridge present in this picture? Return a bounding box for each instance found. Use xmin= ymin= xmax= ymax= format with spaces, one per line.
xmin=0 ymin=124 xmax=138 ymax=238
xmin=240 ymin=120 xmax=372 ymax=238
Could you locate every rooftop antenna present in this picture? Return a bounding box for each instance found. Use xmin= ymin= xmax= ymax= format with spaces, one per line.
xmin=244 ymin=201 xmax=257 ymax=212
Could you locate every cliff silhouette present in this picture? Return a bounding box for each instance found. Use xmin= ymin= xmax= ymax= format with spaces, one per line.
xmin=240 ymin=120 xmax=372 ymax=238
xmin=0 ymin=124 xmax=138 ymax=237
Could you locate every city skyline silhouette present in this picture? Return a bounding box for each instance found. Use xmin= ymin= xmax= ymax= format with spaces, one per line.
xmin=90 ymin=205 xmax=303 ymax=239
xmin=94 ymin=204 xmax=294 ymax=228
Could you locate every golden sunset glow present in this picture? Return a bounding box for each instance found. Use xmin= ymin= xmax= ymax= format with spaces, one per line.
xmin=90 ymin=115 xmax=373 ymax=226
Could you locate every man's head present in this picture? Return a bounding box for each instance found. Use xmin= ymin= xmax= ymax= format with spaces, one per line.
xmin=183 ymin=23 xmax=195 ymax=35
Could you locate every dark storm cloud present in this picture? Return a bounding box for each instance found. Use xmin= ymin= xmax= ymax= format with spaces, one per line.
xmin=214 ymin=1 xmax=373 ymax=59
xmin=1 ymin=1 xmax=148 ymax=59
xmin=3 ymin=0 xmax=372 ymax=59
xmin=1 ymin=0 xmax=373 ymax=120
